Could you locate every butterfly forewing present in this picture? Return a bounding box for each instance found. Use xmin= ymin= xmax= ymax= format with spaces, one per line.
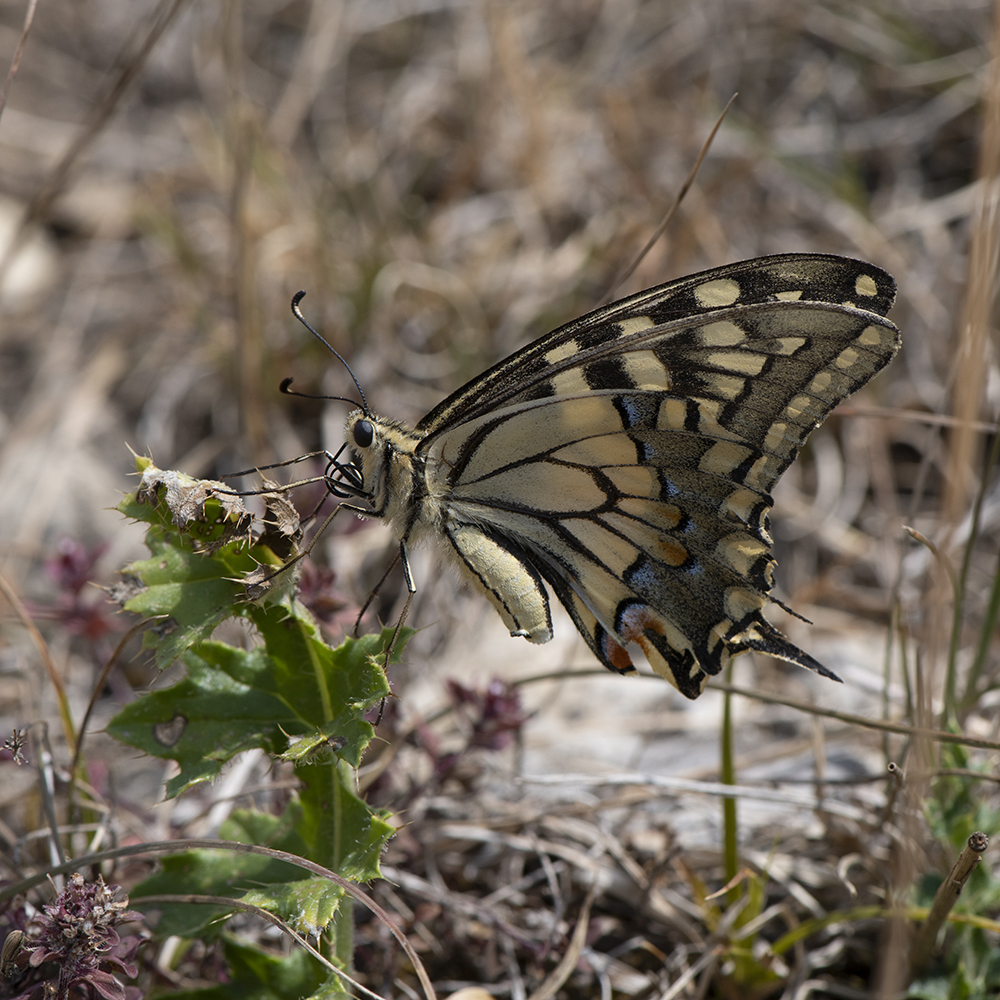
xmin=344 ymin=254 xmax=899 ymax=699
xmin=415 ymin=253 xmax=896 ymax=434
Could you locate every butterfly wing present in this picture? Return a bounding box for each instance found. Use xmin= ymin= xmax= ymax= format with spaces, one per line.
xmin=416 ymin=254 xmax=899 ymax=698
xmin=416 ymin=253 xmax=897 ymax=434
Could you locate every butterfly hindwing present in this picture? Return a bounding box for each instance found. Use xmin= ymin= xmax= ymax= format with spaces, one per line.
xmin=343 ymin=254 xmax=900 ymax=698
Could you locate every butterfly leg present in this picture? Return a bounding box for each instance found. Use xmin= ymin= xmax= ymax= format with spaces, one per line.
xmin=370 ymin=542 xmax=416 ymax=726
xmin=353 ymin=547 xmax=402 ymax=637
xmin=379 ymin=540 xmax=417 ymax=671
xmin=243 ymin=500 xmax=352 ymax=599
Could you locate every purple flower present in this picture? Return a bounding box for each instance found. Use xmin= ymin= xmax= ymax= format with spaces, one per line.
xmin=12 ymin=872 xmax=143 ymax=1000
xmin=446 ymin=677 xmax=531 ymax=751
xmin=45 ymin=539 xmax=107 ymax=596
xmin=29 ymin=538 xmax=120 ymax=645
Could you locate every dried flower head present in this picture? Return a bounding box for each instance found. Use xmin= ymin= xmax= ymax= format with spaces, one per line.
xmin=17 ymin=873 xmax=143 ymax=1000
xmin=2 ymin=729 xmax=28 ymax=765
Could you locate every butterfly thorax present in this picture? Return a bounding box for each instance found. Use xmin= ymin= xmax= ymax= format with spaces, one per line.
xmin=344 ymin=410 xmax=441 ymax=544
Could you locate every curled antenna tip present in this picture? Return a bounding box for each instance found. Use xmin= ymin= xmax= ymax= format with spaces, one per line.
xmin=287 ymin=289 xmax=371 ymax=414
xmin=280 ymin=377 xmax=295 ymax=393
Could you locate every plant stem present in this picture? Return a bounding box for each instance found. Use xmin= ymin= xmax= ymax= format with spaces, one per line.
xmin=721 ymin=661 xmax=739 ymax=903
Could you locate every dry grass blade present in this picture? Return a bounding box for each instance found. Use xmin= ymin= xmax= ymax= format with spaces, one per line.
xmin=0 ymin=0 xmax=38 ymax=122
xmin=909 ymin=831 xmax=990 ymax=976
xmin=601 ymin=92 xmax=738 ymax=304
xmin=381 ymin=864 xmax=542 ymax=950
xmin=0 ymin=0 xmax=192 ymax=283
xmin=0 ymin=567 xmax=75 ymax=753
xmin=67 ymin=615 xmax=167 ymax=784
xmin=714 ymin=681 xmax=1000 ymax=751
xmin=522 ymin=773 xmax=871 ymax=822
xmin=137 ymin=893 xmax=388 ymax=1000
xmin=657 ymin=944 xmax=724 ymax=1000
xmin=0 ymin=839 xmax=439 ymax=1000
xmin=942 ymin=7 xmax=1000 ymax=527
xmin=524 ymin=887 xmax=595 ymax=1000
xmin=846 ymin=405 xmax=1000 ymax=433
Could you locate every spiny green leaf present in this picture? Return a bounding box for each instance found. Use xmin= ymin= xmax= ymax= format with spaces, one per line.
xmin=119 ymin=539 xmax=250 ymax=671
xmin=297 ymin=760 xmax=395 ymax=881
xmin=107 ymin=646 xmax=294 ymax=797
xmin=240 ymin=879 xmax=344 ymax=937
xmin=116 ymin=458 xmax=290 ymax=669
xmin=107 ymin=625 xmax=401 ymax=797
xmin=131 ymin=809 xmax=308 ymax=938
xmin=278 ymin=724 xmax=347 ymax=765
xmin=240 ymin=608 xmax=395 ymax=766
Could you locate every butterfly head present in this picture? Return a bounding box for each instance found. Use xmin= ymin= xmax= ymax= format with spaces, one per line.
xmin=341 ymin=409 xmax=427 ymax=531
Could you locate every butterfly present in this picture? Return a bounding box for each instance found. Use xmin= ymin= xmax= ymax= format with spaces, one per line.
xmin=319 ymin=253 xmax=899 ymax=699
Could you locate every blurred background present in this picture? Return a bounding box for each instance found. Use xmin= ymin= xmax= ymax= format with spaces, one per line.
xmin=0 ymin=0 xmax=980 ymax=739
xmin=0 ymin=0 xmax=996 ymax=993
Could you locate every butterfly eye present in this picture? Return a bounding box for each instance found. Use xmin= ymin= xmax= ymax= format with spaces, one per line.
xmin=353 ymin=420 xmax=374 ymax=448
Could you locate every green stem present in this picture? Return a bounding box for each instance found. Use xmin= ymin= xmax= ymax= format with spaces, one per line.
xmin=961 ymin=544 xmax=1000 ymax=710
xmin=721 ymin=660 xmax=739 ymax=903
xmin=333 ymin=759 xmax=353 ymax=971
xmin=335 ymin=895 xmax=355 ymax=969
xmin=946 ymin=427 xmax=1000 ymax=725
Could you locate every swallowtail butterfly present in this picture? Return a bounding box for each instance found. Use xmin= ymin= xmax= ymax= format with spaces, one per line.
xmin=325 ymin=254 xmax=899 ymax=699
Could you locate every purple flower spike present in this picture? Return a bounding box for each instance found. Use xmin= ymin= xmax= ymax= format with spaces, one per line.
xmin=12 ymin=872 xmax=143 ymax=1000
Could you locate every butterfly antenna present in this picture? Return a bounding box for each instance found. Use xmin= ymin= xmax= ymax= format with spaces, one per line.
xmin=290 ymin=290 xmax=370 ymax=414
xmin=601 ymin=92 xmax=738 ymax=305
